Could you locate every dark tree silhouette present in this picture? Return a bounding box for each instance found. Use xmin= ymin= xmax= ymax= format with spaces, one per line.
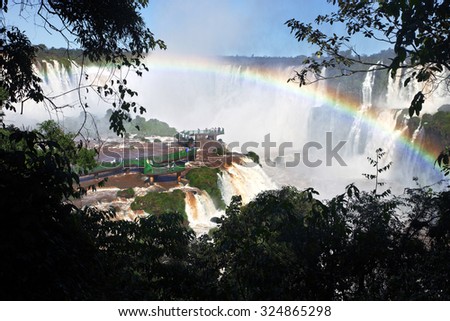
xmin=0 ymin=0 xmax=166 ymax=136
xmin=286 ymin=0 xmax=450 ymax=118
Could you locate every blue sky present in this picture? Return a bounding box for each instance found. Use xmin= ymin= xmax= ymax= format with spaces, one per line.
xmin=4 ymin=0 xmax=390 ymax=57
xmin=142 ymin=0 xmax=338 ymax=56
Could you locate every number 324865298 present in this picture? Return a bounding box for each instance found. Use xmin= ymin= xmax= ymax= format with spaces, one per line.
xmin=260 ymin=305 xmax=331 ymax=317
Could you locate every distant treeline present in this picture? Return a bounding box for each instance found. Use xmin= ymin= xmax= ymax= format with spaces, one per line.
xmin=221 ymin=50 xmax=396 ymax=105
xmin=35 ymin=45 xmax=396 ymax=69
xmin=63 ymin=110 xmax=177 ymax=139
xmin=35 ymin=45 xmax=85 ymax=66
xmin=221 ymin=49 xmax=395 ymax=67
xmin=124 ymin=115 xmax=177 ymax=137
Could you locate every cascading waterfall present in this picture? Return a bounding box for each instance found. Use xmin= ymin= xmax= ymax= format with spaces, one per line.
xmin=185 ymin=190 xmax=224 ymax=234
xmin=7 ymin=54 xmax=449 ymax=200
xmin=404 ymin=118 xmax=426 ymax=177
xmin=386 ymin=66 xmax=449 ymax=113
xmin=347 ymin=65 xmax=377 ymax=155
xmin=218 ymin=158 xmax=277 ymax=205
xmin=411 ymin=118 xmax=423 ymax=143
xmin=7 ymin=59 xmax=119 ymax=127
xmin=366 ymin=110 xmax=403 ymax=160
xmin=182 ymin=157 xmax=277 ymax=234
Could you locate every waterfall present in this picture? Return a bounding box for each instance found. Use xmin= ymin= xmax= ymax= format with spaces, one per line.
xmin=185 ymin=190 xmax=223 ymax=235
xmin=411 ymin=118 xmax=423 ymax=143
xmin=7 ymin=54 xmax=449 ymax=198
xmin=386 ymin=66 xmax=449 ymax=113
xmin=81 ymin=187 xmax=140 ymax=221
xmin=6 ymin=59 xmax=119 ymax=127
xmin=367 ymin=110 xmax=403 ymax=157
xmin=84 ymin=185 xmax=224 ymax=234
xmin=347 ymin=65 xmax=377 ymax=155
xmin=218 ymin=158 xmax=277 ymax=205
xmin=405 ymin=119 xmax=425 ymax=177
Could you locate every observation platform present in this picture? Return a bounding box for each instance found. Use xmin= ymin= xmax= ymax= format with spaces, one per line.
xmin=180 ymin=127 xmax=224 ymax=141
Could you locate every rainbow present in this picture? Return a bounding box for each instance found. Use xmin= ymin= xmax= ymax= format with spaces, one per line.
xmin=145 ymin=54 xmax=443 ymax=175
xmin=35 ymin=54 xmax=444 ymax=176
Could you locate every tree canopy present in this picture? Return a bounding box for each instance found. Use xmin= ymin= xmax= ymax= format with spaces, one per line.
xmin=0 ymin=123 xmax=194 ymax=300
xmin=1 ymin=0 xmax=450 ymax=301
xmin=191 ymin=185 xmax=450 ymax=300
xmin=37 ymin=119 xmax=98 ymax=174
xmin=0 ymin=0 xmax=166 ymax=136
xmin=286 ymin=0 xmax=450 ymax=118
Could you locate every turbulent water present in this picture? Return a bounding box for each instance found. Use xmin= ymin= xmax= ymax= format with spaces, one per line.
xmin=81 ymin=163 xmax=276 ymax=235
xmin=185 ymin=190 xmax=221 ymax=234
xmin=6 ymin=54 xmax=449 ymax=203
xmin=218 ymin=158 xmax=277 ymax=205
xmin=181 ymin=160 xmax=277 ymax=234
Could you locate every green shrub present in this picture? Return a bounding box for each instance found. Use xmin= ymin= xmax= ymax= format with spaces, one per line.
xmin=131 ymin=190 xmax=186 ymax=219
xmin=216 ymin=146 xmax=224 ymax=156
xmin=246 ymin=151 xmax=260 ymax=165
xmin=0 ymin=86 xmax=9 ymax=101
xmin=124 ymin=116 xmax=177 ymax=136
xmin=116 ymin=188 xmax=135 ymax=199
xmin=186 ymin=167 xmax=226 ymax=209
xmin=423 ymin=111 xmax=450 ymax=146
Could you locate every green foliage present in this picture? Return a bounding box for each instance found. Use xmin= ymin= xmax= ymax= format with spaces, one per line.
xmin=362 ymin=148 xmax=392 ymax=196
xmin=63 ymin=109 xmax=177 ymax=141
xmin=75 ymin=148 xmax=98 ymax=174
xmin=423 ymin=112 xmax=450 ymax=145
xmin=81 ymin=208 xmax=195 ymax=300
xmin=246 ymin=151 xmax=260 ymax=165
xmin=204 ymin=184 xmax=450 ymax=300
xmin=186 ymin=167 xmax=226 ymax=209
xmin=43 ymin=0 xmax=165 ymax=63
xmin=0 ymin=125 xmax=82 ymax=206
xmin=436 ymin=147 xmax=450 ymax=176
xmin=211 ymin=187 xmax=346 ymax=300
xmin=3 ymin=0 xmax=450 ymax=301
xmin=116 ymin=188 xmax=135 ymax=199
xmin=418 ymin=112 xmax=450 ymax=175
xmin=216 ymin=145 xmax=224 ymax=156
xmin=131 ymin=190 xmax=187 ymax=219
xmin=124 ymin=115 xmax=177 ymax=137
xmin=2 ymin=1 xmax=166 ymax=136
xmin=35 ymin=45 xmax=85 ymax=66
xmin=37 ymin=120 xmax=97 ymax=174
xmin=2 ymin=124 xmax=450 ymax=300
xmin=0 ymin=125 xmax=96 ymax=299
xmin=0 ymin=86 xmax=9 ymax=102
xmin=0 ymin=26 xmax=44 ymax=112
xmin=286 ymin=0 xmax=450 ymax=118
xmin=407 ymin=115 xmax=421 ymax=135
xmin=0 ymin=124 xmax=195 ymax=299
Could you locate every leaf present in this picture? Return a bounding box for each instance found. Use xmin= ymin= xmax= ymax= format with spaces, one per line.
xmin=403 ymin=77 xmax=411 ymax=87
xmin=409 ymin=91 xmax=425 ymax=117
